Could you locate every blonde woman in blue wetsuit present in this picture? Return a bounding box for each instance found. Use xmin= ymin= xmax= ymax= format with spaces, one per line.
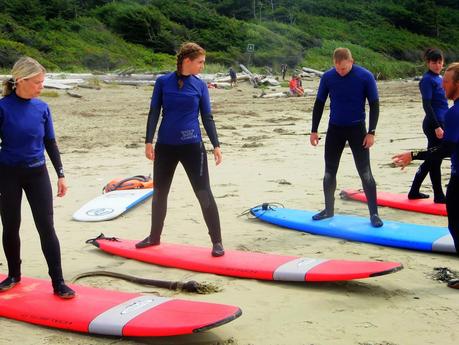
xmin=136 ymin=42 xmax=224 ymax=257
xmin=0 ymin=57 xmax=75 ymax=298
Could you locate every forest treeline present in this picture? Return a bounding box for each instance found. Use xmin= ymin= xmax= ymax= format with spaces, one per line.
xmin=1 ymin=0 xmax=458 ymax=78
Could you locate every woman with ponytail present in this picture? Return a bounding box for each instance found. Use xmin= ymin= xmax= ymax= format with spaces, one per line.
xmin=0 ymin=57 xmax=75 ymax=298
xmin=136 ymin=42 xmax=225 ymax=257
xmin=407 ymin=48 xmax=449 ymax=203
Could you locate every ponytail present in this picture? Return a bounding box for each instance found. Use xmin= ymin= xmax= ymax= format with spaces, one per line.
xmin=2 ymin=78 xmax=16 ymax=96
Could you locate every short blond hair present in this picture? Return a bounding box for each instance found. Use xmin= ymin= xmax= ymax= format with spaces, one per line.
xmin=446 ymin=62 xmax=459 ymax=83
xmin=2 ymin=56 xmax=46 ymax=96
xmin=333 ymin=48 xmax=353 ymax=62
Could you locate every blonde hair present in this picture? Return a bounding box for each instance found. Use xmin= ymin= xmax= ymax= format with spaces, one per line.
xmin=176 ymin=42 xmax=206 ymax=89
xmin=446 ymin=62 xmax=459 ymax=83
xmin=333 ymin=48 xmax=353 ymax=62
xmin=2 ymin=56 xmax=46 ymax=96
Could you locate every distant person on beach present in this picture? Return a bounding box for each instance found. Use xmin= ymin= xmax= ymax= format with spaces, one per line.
xmin=281 ymin=64 xmax=287 ymax=80
xmin=309 ymin=47 xmax=383 ymax=227
xmin=136 ymin=42 xmax=225 ymax=257
xmin=407 ymin=48 xmax=449 ymax=203
xmin=229 ymin=67 xmax=237 ymax=87
xmin=0 ymin=57 xmax=75 ymax=298
xmin=289 ymin=74 xmax=304 ymax=96
xmin=393 ymin=63 xmax=459 ymax=272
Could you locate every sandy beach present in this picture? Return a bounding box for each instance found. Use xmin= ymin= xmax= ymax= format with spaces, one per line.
xmin=1 ymin=76 xmax=458 ymax=345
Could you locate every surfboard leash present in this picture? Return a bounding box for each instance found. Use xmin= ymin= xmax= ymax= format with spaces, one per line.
xmin=339 ymin=189 xmax=364 ymax=200
xmin=70 ymin=270 xmax=220 ymax=294
xmin=85 ymin=233 xmax=120 ymax=247
xmin=239 ymin=202 xmax=284 ymax=219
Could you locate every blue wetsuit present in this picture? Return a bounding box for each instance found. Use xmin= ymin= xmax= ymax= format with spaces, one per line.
xmin=409 ymin=71 xmax=449 ymax=201
xmin=0 ymin=92 xmax=65 ymax=284
xmin=144 ymin=72 xmax=222 ymax=244
xmin=311 ymin=65 xmax=381 ymax=222
xmin=413 ymin=99 xmax=459 ymax=252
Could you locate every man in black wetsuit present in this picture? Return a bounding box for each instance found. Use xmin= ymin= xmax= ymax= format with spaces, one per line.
xmin=309 ymin=48 xmax=383 ymax=227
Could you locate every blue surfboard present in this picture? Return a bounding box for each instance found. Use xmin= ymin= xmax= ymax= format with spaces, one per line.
xmin=250 ymin=205 xmax=455 ymax=253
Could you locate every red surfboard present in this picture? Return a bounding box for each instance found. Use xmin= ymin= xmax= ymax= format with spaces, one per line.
xmin=0 ymin=274 xmax=241 ymax=337
xmin=340 ymin=189 xmax=447 ymax=216
xmin=88 ymin=235 xmax=403 ymax=282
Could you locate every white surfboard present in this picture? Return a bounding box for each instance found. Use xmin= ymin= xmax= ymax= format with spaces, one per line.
xmin=73 ymin=189 xmax=153 ymax=222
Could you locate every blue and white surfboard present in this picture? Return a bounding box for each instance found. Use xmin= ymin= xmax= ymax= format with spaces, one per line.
xmin=250 ymin=205 xmax=455 ymax=253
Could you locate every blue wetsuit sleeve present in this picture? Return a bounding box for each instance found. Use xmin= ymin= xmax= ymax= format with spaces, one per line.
xmin=316 ymin=76 xmax=329 ymax=103
xmin=365 ymin=73 xmax=379 ymax=103
xmin=145 ymin=80 xmax=162 ymax=143
xmin=43 ymin=106 xmax=56 ymax=140
xmin=419 ymin=77 xmax=440 ymax=127
xmin=422 ymin=98 xmax=440 ymax=128
xmin=200 ymin=83 xmax=220 ymax=148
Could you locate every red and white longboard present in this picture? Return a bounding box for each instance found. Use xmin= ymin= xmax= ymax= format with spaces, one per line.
xmin=340 ymin=189 xmax=447 ymax=216
xmin=89 ymin=236 xmax=403 ymax=282
xmin=0 ymin=274 xmax=241 ymax=337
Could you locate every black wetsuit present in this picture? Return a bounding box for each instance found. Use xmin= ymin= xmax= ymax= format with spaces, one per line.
xmin=412 ymin=99 xmax=459 ymax=253
xmin=0 ymin=93 xmax=65 ymax=283
xmin=312 ymin=65 xmax=380 ymax=220
xmin=145 ymin=72 xmax=222 ymax=244
xmin=409 ymin=70 xmax=449 ymax=202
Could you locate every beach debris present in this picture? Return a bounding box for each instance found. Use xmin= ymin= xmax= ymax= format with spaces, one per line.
xmin=242 ymin=142 xmax=263 ymax=148
xmin=301 ymin=67 xmax=324 ymax=77
xmin=44 ymin=80 xmax=75 ymax=90
xmin=430 ymin=267 xmax=459 ymax=282
xmin=239 ymin=63 xmax=259 ymax=87
xmin=66 ymin=91 xmax=82 ymax=98
xmin=270 ymin=179 xmax=292 ymax=185
xmin=71 ymin=270 xmax=221 ymax=294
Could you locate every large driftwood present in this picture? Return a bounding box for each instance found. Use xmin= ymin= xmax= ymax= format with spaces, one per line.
xmin=239 ymin=64 xmax=259 ymax=86
xmin=301 ymin=67 xmax=324 ymax=77
xmin=103 ymin=80 xmax=156 ymax=86
xmin=43 ymin=80 xmax=75 ymax=90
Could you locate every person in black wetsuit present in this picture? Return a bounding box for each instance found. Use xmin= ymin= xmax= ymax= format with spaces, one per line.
xmin=136 ymin=42 xmax=224 ymax=257
xmin=0 ymin=57 xmax=75 ymax=298
xmin=229 ymin=67 xmax=237 ymax=87
xmin=408 ymin=48 xmax=449 ymax=203
xmin=393 ymin=63 xmax=459 ymax=288
xmin=309 ymin=48 xmax=383 ymax=227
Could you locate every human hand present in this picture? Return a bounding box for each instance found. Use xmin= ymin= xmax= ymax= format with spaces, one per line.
xmin=435 ymin=127 xmax=444 ymax=139
xmin=363 ymin=134 xmax=375 ymax=149
xmin=213 ymin=147 xmax=222 ymax=166
xmin=392 ymin=152 xmax=412 ymax=170
xmin=145 ymin=143 xmax=154 ymax=160
xmin=310 ymin=132 xmax=320 ymax=146
xmin=57 ymin=177 xmax=68 ymax=197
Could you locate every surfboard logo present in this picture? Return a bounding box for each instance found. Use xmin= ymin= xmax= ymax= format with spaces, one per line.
xmin=86 ymin=208 xmax=115 ymax=216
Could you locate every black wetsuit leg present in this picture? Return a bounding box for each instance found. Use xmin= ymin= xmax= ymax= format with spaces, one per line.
xmin=148 ymin=144 xmax=180 ymax=243
xmin=0 ymin=165 xmax=64 ymax=281
xmin=346 ymin=123 xmax=378 ymax=216
xmin=409 ymin=119 xmax=445 ymax=201
xmin=179 ymin=143 xmax=222 ymax=244
xmin=322 ymin=124 xmax=347 ymax=214
xmin=446 ymin=175 xmax=459 ymax=254
xmin=149 ymin=143 xmax=222 ymax=244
